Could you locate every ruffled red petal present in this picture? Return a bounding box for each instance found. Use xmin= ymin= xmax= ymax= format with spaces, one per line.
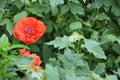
xmin=13 ymin=17 xmax=46 ymax=44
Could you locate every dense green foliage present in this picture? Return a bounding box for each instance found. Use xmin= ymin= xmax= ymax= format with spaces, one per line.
xmin=0 ymin=0 xmax=120 ymax=80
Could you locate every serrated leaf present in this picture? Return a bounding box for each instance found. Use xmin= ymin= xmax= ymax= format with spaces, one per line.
xmin=58 ymin=48 xmax=86 ymax=68
xmin=84 ymin=39 xmax=106 ymax=59
xmin=94 ymin=63 xmax=106 ymax=74
xmin=50 ymin=0 xmax=64 ymax=9
xmin=65 ymin=68 xmax=80 ymax=80
xmin=105 ymin=75 xmax=118 ymax=80
xmin=14 ymin=11 xmax=27 ymax=23
xmin=44 ymin=64 xmax=60 ymax=80
xmin=47 ymin=36 xmax=75 ymax=49
xmin=70 ymin=21 xmax=82 ymax=31
xmin=17 ymin=57 xmax=35 ymax=70
xmin=27 ymin=69 xmax=44 ymax=80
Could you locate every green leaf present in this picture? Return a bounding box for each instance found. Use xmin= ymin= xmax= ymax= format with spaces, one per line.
xmin=27 ymin=6 xmax=44 ymax=17
xmin=20 ymin=0 xmax=31 ymax=6
xmin=47 ymin=36 xmax=75 ymax=49
xmin=17 ymin=57 xmax=35 ymax=70
xmin=91 ymin=72 xmax=104 ymax=80
xmin=94 ymin=63 xmax=106 ymax=74
xmin=65 ymin=68 xmax=80 ymax=80
xmin=115 ymin=56 xmax=120 ymax=66
xmin=69 ymin=3 xmax=84 ymax=15
xmin=61 ymin=5 xmax=69 ymax=15
xmin=90 ymin=31 xmax=99 ymax=41
xmin=7 ymin=44 xmax=29 ymax=51
xmin=14 ymin=11 xmax=28 ymax=23
xmin=38 ymin=0 xmax=42 ymax=5
xmin=101 ymin=34 xmax=118 ymax=44
xmin=44 ymin=64 xmax=60 ymax=80
xmin=112 ymin=43 xmax=120 ymax=55
xmin=43 ymin=44 xmax=53 ymax=63
xmin=111 ymin=5 xmax=120 ymax=16
xmin=0 ymin=11 xmax=3 ymax=20
xmin=58 ymin=48 xmax=86 ymax=68
xmin=90 ymin=0 xmax=104 ymax=9
xmin=14 ymin=0 xmax=24 ymax=9
xmin=70 ymin=21 xmax=82 ymax=31
xmin=0 ymin=0 xmax=6 ymax=9
xmin=0 ymin=34 xmax=9 ymax=50
xmin=50 ymin=0 xmax=64 ymax=9
xmin=105 ymin=75 xmax=118 ymax=80
xmin=31 ymin=0 xmax=37 ymax=3
xmin=68 ymin=0 xmax=79 ymax=3
xmin=117 ymin=18 xmax=120 ymax=25
xmin=95 ymin=13 xmax=110 ymax=21
xmin=51 ymin=7 xmax=58 ymax=16
xmin=103 ymin=0 xmax=114 ymax=7
xmin=45 ymin=20 xmax=53 ymax=33
xmin=114 ymin=68 xmax=120 ymax=77
xmin=27 ymin=69 xmax=44 ymax=80
xmin=6 ymin=20 xmax=14 ymax=36
xmin=28 ymin=44 xmax=39 ymax=52
xmin=84 ymin=39 xmax=106 ymax=59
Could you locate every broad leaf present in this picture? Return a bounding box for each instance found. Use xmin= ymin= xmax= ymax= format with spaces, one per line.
xmin=44 ymin=64 xmax=60 ymax=80
xmin=58 ymin=48 xmax=86 ymax=68
xmin=6 ymin=21 xmax=14 ymax=36
xmin=94 ymin=63 xmax=106 ymax=74
xmin=50 ymin=0 xmax=64 ymax=9
xmin=70 ymin=21 xmax=82 ymax=31
xmin=0 ymin=0 xmax=6 ymax=9
xmin=47 ymin=36 xmax=75 ymax=49
xmin=102 ymin=34 xmax=118 ymax=44
xmin=95 ymin=13 xmax=110 ymax=21
xmin=69 ymin=3 xmax=84 ymax=15
xmin=84 ymin=39 xmax=106 ymax=59
xmin=43 ymin=44 xmax=53 ymax=63
xmin=14 ymin=11 xmax=28 ymax=23
xmin=105 ymin=75 xmax=118 ymax=80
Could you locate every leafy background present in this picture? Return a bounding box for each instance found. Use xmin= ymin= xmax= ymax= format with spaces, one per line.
xmin=0 ymin=0 xmax=120 ymax=80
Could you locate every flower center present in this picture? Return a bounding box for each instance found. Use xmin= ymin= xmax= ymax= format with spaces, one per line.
xmin=25 ymin=26 xmax=34 ymax=35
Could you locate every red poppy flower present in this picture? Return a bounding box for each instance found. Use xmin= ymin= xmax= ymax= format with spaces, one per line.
xmin=19 ymin=48 xmax=41 ymax=66
xmin=13 ymin=17 xmax=46 ymax=44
